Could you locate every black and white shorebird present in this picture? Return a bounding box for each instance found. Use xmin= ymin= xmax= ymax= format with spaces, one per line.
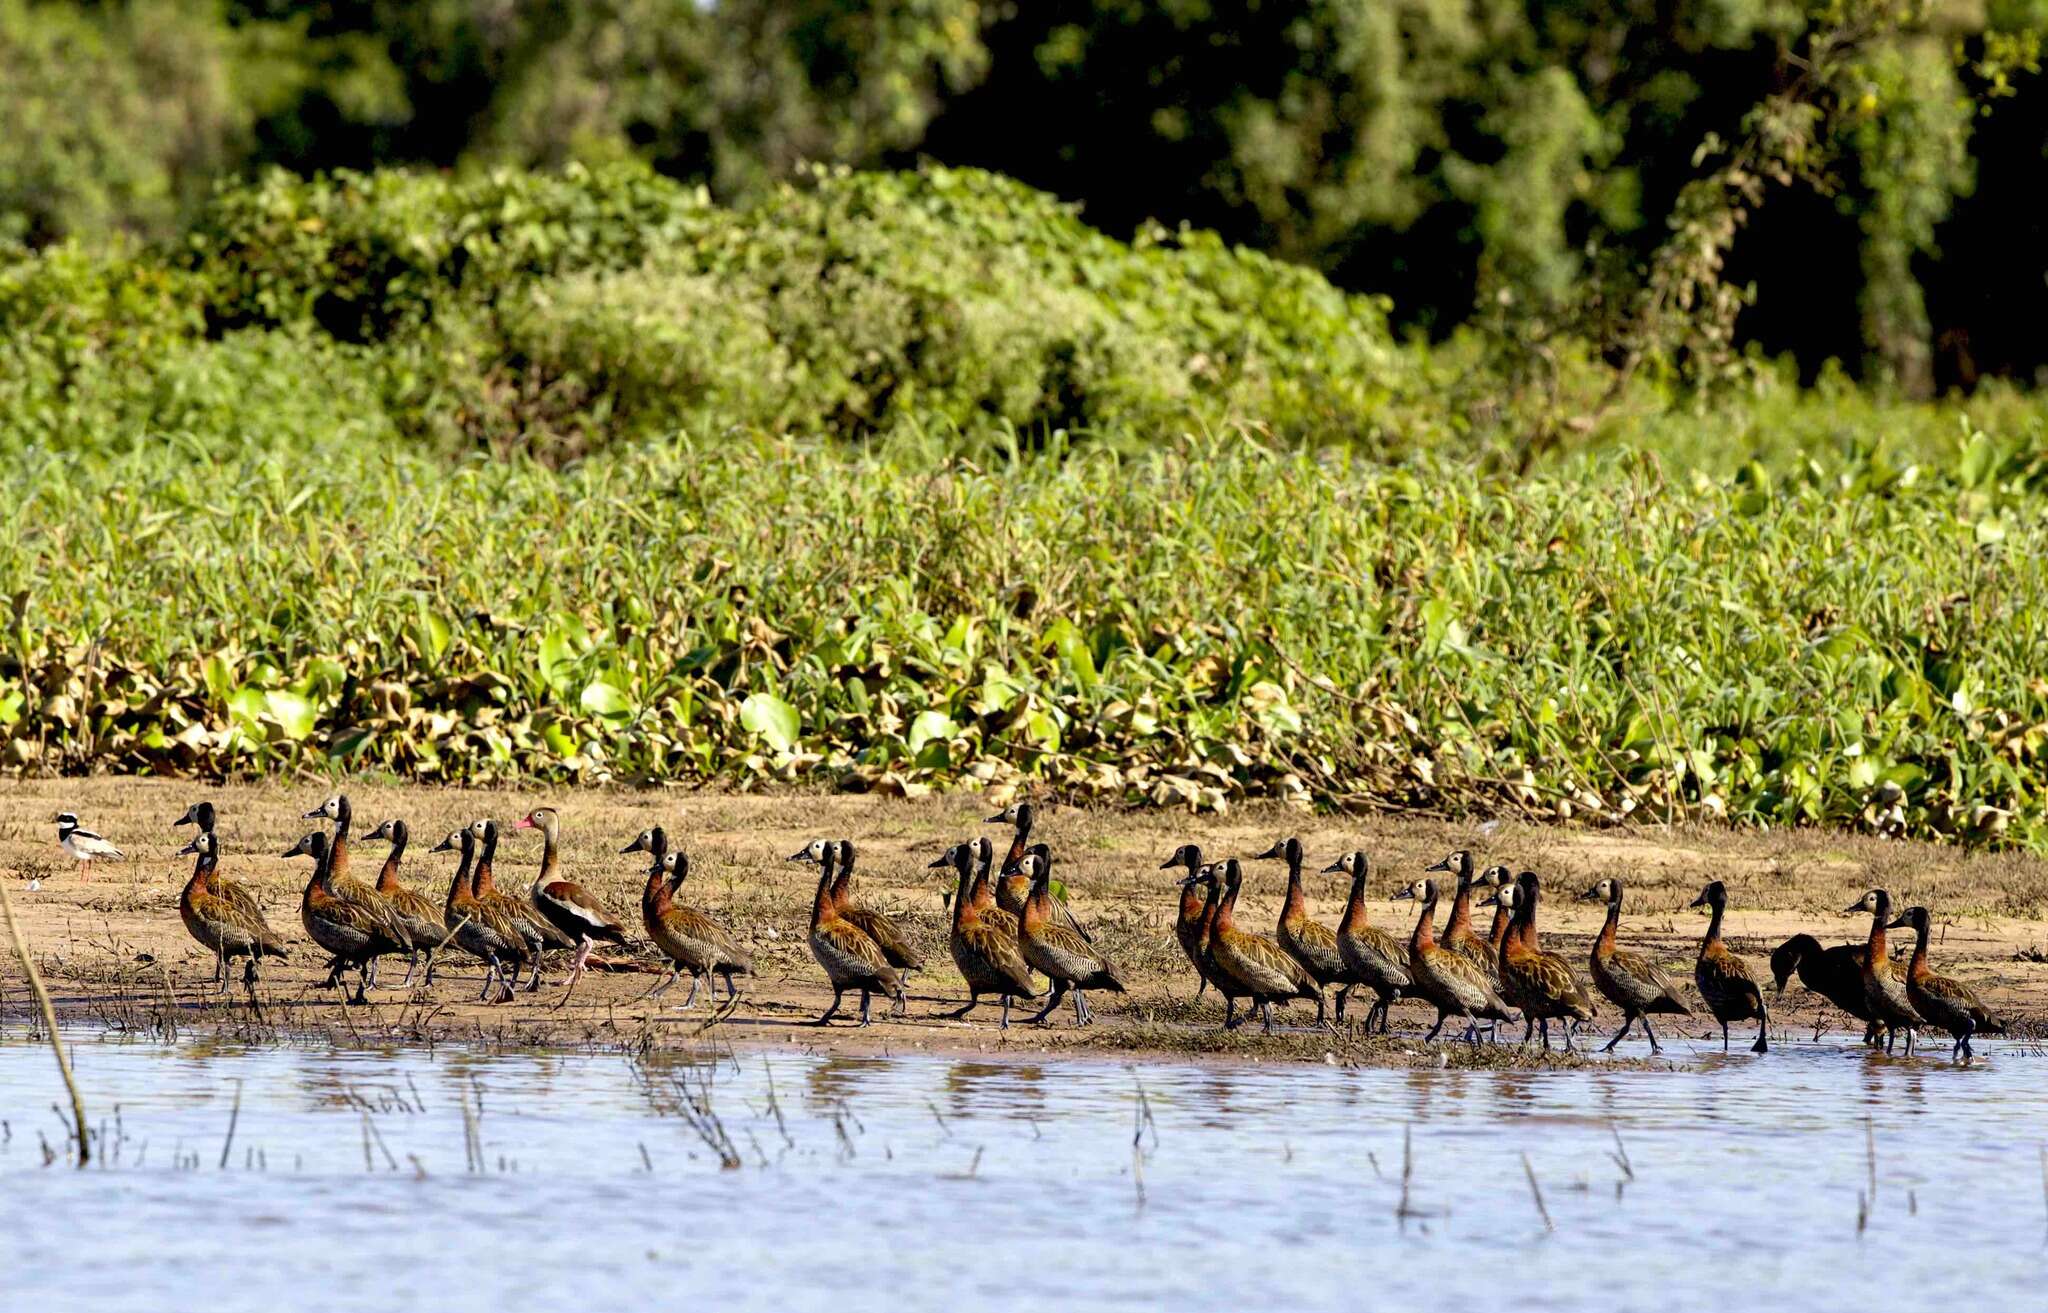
xmin=55 ymin=812 xmax=124 ymax=878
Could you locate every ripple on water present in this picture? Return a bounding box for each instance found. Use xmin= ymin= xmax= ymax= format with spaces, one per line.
xmin=2 ymin=1031 xmax=2045 ymax=1312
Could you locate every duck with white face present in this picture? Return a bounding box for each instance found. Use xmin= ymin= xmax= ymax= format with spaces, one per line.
xmin=55 ymin=813 xmax=123 ymax=879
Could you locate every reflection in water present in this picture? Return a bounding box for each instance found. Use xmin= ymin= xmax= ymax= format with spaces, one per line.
xmin=3 ymin=1031 xmax=2045 ymax=1312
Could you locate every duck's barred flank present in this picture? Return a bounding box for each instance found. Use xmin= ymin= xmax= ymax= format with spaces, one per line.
xmin=42 ymin=798 xmax=2031 ymax=1062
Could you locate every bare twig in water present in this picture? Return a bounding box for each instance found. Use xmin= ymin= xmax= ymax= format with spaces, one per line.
xmin=0 ymin=879 xmax=89 ymax=1166
xmin=1132 ymin=1075 xmax=1158 ymax=1210
xmin=218 ymin=1078 xmax=243 ymax=1169
xmin=1522 ymin=1153 xmax=1554 ymax=1233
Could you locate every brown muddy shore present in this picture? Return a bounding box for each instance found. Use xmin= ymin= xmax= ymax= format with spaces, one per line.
xmin=5 ymin=779 xmax=2046 ymax=1069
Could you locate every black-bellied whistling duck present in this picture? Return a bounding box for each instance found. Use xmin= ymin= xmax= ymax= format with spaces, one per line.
xmin=1205 ymin=858 xmax=1317 ymax=1033
xmin=1015 ymin=849 xmax=1125 ymax=1025
xmin=1579 ymin=878 xmax=1690 ymax=1053
xmin=1689 ymin=881 xmax=1769 ymax=1053
xmin=1845 ymin=888 xmax=1920 ymax=1054
xmin=173 ymin=801 xmax=266 ymax=928
xmin=647 ymin=850 xmax=753 ymax=1005
xmin=988 ymin=802 xmax=1092 ymax=941
xmin=931 ymin=842 xmax=1038 ymax=1027
xmin=1770 ymin=935 xmax=1879 ymax=1044
xmin=826 ymin=839 xmax=924 ymax=981
xmin=1394 ymin=877 xmax=1515 ymax=1044
xmin=1498 ymin=871 xmax=1597 ymax=1050
xmin=469 ymin=818 xmax=573 ymax=990
xmin=795 ymin=840 xmax=904 ymax=1025
xmin=358 ymin=818 xmax=447 ymax=986
xmin=515 ymin=806 xmax=628 ymax=990
xmin=1885 ymin=905 xmax=2004 ymax=1062
xmin=1259 ymin=837 xmax=1355 ymax=1025
xmin=175 ymin=830 xmax=287 ymax=992
xmin=1162 ymin=843 xmax=1219 ymax=1001
xmin=286 ymin=830 xmax=405 ymax=1004
xmin=428 ymin=826 xmax=524 ymax=1002
xmin=1324 ymin=851 xmax=1409 ymax=1034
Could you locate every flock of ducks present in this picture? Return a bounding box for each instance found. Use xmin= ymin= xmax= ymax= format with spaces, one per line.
xmin=51 ymin=800 xmax=2014 ymax=1060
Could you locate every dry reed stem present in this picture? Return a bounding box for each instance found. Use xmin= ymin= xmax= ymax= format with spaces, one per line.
xmin=0 ymin=877 xmax=90 ymax=1166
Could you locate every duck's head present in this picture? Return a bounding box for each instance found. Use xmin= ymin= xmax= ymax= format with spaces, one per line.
xmin=515 ymin=806 xmax=558 ymax=835
xmin=282 ymin=831 xmax=328 ymax=862
xmin=788 ymin=838 xmax=830 ymax=864
xmin=1479 ymin=882 xmax=1520 ymax=912
xmin=1160 ymin=842 xmax=1203 ymax=872
xmin=1844 ymin=888 xmax=1891 ymax=918
xmin=1885 ymin=904 xmax=1930 ymax=933
xmin=1425 ymin=850 xmax=1472 ymax=879
xmin=662 ymin=851 xmax=691 ymax=888
xmin=1478 ymin=864 xmax=1512 ymax=889
xmin=176 ymin=830 xmax=216 ymax=860
xmin=360 ymin=818 xmax=403 ymax=844
xmin=429 ymin=828 xmax=467 ymax=855
xmin=1580 ymin=877 xmax=1622 ymax=904
xmin=304 ymin=793 xmax=346 ymax=822
xmin=622 ymin=826 xmax=666 ymax=857
xmin=985 ymin=801 xmax=1034 ymax=830
xmin=929 ymin=842 xmax=965 ymax=872
xmin=174 ymin=801 xmax=216 ymax=831
xmin=1321 ymin=850 xmax=1362 ymax=876
xmin=1255 ymin=836 xmax=1303 ymax=868
xmin=1392 ymin=877 xmax=1435 ymax=904
xmin=1689 ymin=880 xmax=1729 ymax=912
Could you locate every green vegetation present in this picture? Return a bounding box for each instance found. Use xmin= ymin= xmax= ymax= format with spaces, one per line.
xmin=9 ymin=418 xmax=2048 ymax=847
xmin=6 ymin=2 xmax=2048 ymax=394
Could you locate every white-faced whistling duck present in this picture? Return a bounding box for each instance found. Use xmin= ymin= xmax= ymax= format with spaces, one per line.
xmin=795 ymin=839 xmax=905 ymax=1025
xmin=175 ymin=800 xmax=271 ymax=933
xmin=1689 ymin=880 xmax=1768 ymax=1053
xmin=1578 ymin=877 xmax=1690 ymax=1053
xmin=1427 ymin=851 xmax=1498 ymax=981
xmin=1845 ymin=889 xmax=1922 ymax=1054
xmin=931 ymin=842 xmax=1038 ymax=1027
xmin=515 ymin=806 xmax=629 ymax=990
xmin=54 ymin=811 xmax=122 ymax=877
xmin=824 ymin=839 xmax=924 ymax=981
xmin=1162 ymin=843 xmax=1215 ymax=1000
xmin=964 ymin=836 xmax=1019 ymax=940
xmin=358 ymin=818 xmax=447 ymax=986
xmin=469 ymin=818 xmax=574 ymax=990
xmin=1184 ymin=863 xmax=1247 ymax=1023
xmin=286 ymin=829 xmax=406 ymax=1004
xmin=1016 ymin=848 xmax=1126 ymax=1025
xmin=1260 ymin=837 xmax=1357 ymax=1025
xmin=1769 ymin=934 xmax=1879 ymax=1044
xmin=986 ymin=801 xmax=1038 ymax=916
xmin=1324 ymin=851 xmax=1410 ymax=1033
xmin=429 ymin=825 xmax=526 ymax=1002
xmin=305 ymin=793 xmax=408 ymax=984
xmin=174 ymin=829 xmax=287 ymax=992
xmin=645 ymin=849 xmax=754 ymax=1005
xmin=1498 ymin=872 xmax=1597 ymax=1051
xmin=1206 ymin=857 xmax=1320 ymax=1033
xmin=1885 ymin=905 xmax=2005 ymax=1062
xmin=1393 ymin=876 xmax=1516 ymax=1044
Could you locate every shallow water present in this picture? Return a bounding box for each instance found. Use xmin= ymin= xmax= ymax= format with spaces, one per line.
xmin=1 ymin=1030 xmax=2044 ymax=1311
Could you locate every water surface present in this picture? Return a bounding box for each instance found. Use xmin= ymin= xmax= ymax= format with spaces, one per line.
xmin=2 ymin=1031 xmax=2042 ymax=1310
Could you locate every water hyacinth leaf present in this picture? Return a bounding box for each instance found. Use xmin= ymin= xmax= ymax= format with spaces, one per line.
xmin=263 ymin=688 xmax=318 ymax=740
xmin=538 ymin=615 xmax=590 ymax=697
xmin=580 ymin=680 xmax=633 ymax=719
xmin=739 ymin=691 xmax=801 ymax=752
xmin=908 ymin=710 xmax=956 ymax=753
xmin=1043 ymin=618 xmax=1099 ymax=690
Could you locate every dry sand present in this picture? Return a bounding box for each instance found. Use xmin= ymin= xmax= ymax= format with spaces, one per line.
xmin=4 ymin=778 xmax=2045 ymax=1068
